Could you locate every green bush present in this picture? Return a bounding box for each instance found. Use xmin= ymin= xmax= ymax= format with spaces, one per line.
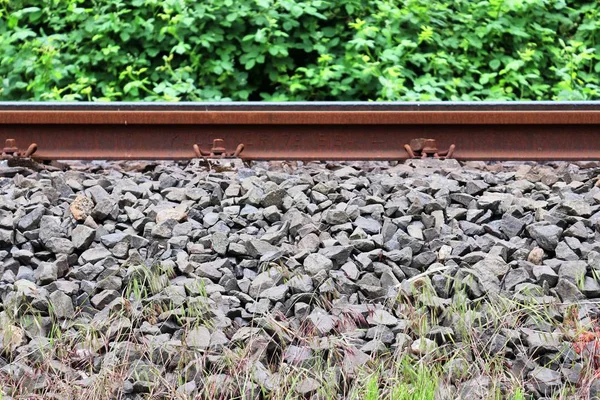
xmin=1 ymin=0 xmax=599 ymax=101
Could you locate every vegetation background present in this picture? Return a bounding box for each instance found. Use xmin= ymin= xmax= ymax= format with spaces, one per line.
xmin=1 ymin=0 xmax=599 ymax=101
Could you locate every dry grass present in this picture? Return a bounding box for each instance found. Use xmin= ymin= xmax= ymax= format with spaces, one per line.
xmin=2 ymin=266 xmax=600 ymax=399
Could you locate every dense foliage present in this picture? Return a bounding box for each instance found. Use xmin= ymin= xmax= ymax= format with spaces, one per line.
xmin=1 ymin=0 xmax=599 ymax=101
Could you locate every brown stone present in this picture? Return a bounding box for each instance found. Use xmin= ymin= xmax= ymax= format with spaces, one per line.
xmin=70 ymin=195 xmax=94 ymax=221
xmin=156 ymin=206 xmax=187 ymax=223
xmin=527 ymin=247 xmax=545 ymax=265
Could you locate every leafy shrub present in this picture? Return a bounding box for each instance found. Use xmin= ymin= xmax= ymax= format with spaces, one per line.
xmin=1 ymin=0 xmax=599 ymax=101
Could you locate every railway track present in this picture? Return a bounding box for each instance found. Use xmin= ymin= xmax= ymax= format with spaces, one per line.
xmin=1 ymin=101 xmax=600 ymax=161
xmin=3 ymin=103 xmax=600 ymax=398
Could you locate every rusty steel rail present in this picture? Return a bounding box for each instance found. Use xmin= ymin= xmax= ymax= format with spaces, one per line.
xmin=1 ymin=102 xmax=600 ymax=161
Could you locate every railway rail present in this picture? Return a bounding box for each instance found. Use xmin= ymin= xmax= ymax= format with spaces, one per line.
xmin=1 ymin=102 xmax=600 ymax=161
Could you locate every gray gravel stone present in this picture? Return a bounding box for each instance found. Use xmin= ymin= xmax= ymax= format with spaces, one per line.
xmin=555 ymin=279 xmax=586 ymax=303
xmin=3 ymin=160 xmax=600 ymax=399
xmin=0 ymin=229 xmax=13 ymax=247
xmin=44 ymin=237 xmax=75 ymax=255
xmin=324 ymin=209 xmax=350 ymax=225
xmin=17 ymin=206 xmax=45 ymax=231
xmin=354 ymin=216 xmax=381 ymax=234
xmin=527 ymin=224 xmax=563 ymax=251
xmin=298 ymin=233 xmax=320 ymax=253
xmin=411 ymin=251 xmax=437 ymax=269
xmin=582 ymin=276 xmax=600 ymax=297
xmin=366 ymin=309 xmax=398 ymax=326
xmin=71 ymin=224 xmax=96 ymax=250
xmin=304 ymin=253 xmax=333 ymax=275
xmin=211 ymin=232 xmax=228 ymax=255
xmin=246 ymin=240 xmax=279 ymax=258
xmin=529 ymin=366 xmax=562 ymax=396
xmin=261 ymin=188 xmax=287 ymax=208
xmin=196 ymin=260 xmax=225 ymax=281
xmin=288 ymin=274 xmax=314 ymax=293
xmin=501 ymin=214 xmax=525 ymax=237
xmin=533 ymin=265 xmax=559 ymax=287
xmin=79 ymin=247 xmax=112 ymax=264
xmin=39 ymin=216 xmax=63 ymax=244
xmin=36 ymin=262 xmax=58 ymax=285
xmin=186 ymin=326 xmax=211 ymax=349
xmin=49 ymin=290 xmax=74 ymax=319
xmin=558 ymin=261 xmax=587 ymax=283
xmin=521 ymin=328 xmax=562 ymax=355
xmin=318 ymin=246 xmax=353 ymax=266
xmin=100 ymin=232 xmax=129 ymax=248
xmin=249 ymin=268 xmax=282 ymax=298
xmin=259 ymin=284 xmax=289 ymax=301
xmin=91 ymin=289 xmax=120 ymax=309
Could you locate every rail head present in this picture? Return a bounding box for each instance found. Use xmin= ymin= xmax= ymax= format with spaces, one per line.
xmin=1 ymin=101 xmax=600 ymax=111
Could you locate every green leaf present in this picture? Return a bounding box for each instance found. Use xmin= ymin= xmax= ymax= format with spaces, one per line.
xmin=245 ymin=59 xmax=256 ymax=69
xmin=256 ymin=0 xmax=271 ymax=8
xmin=20 ymin=7 xmax=42 ymax=14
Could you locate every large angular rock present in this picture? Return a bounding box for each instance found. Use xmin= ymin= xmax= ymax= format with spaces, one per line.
xmin=100 ymin=232 xmax=129 ymax=248
xmin=71 ymin=224 xmax=95 ymax=250
xmin=527 ymin=224 xmax=562 ymax=251
xmin=186 ymin=326 xmax=211 ymax=349
xmin=245 ymin=240 xmax=279 ymax=258
xmin=501 ymin=214 xmax=525 ymax=237
xmin=472 ymin=256 xmax=509 ymax=278
xmin=91 ymin=289 xmax=120 ymax=309
xmin=211 ymin=232 xmax=229 ymax=255
xmin=521 ymin=328 xmax=562 ymax=355
xmin=36 ymin=262 xmax=58 ymax=285
xmin=44 ymin=237 xmax=75 ymax=255
xmin=558 ymin=261 xmax=587 ymax=284
xmin=79 ymin=247 xmax=112 ymax=264
xmin=318 ymin=246 xmax=353 ymax=266
xmin=555 ymin=279 xmax=586 ymax=303
xmin=529 ymin=366 xmax=562 ymax=395
xmin=259 ymin=284 xmax=289 ymax=302
xmin=249 ymin=268 xmax=283 ymax=298
xmin=0 ymin=229 xmax=13 ymax=247
xmin=0 ymin=209 xmax=13 ymax=229
xmin=298 ymin=233 xmax=320 ymax=253
xmin=39 ymin=216 xmax=63 ymax=244
xmin=353 ymin=216 xmax=381 ymax=234
xmin=17 ymin=206 xmax=44 ymax=231
xmin=324 ymin=209 xmax=349 ymax=225
xmin=49 ymin=290 xmax=74 ymax=319
xmin=304 ymin=253 xmax=333 ymax=276
xmin=533 ymin=265 xmax=558 ymax=287
xmin=261 ymin=188 xmax=287 ymax=208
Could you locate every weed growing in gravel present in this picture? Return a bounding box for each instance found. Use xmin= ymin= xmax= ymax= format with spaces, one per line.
xmin=124 ymin=262 xmax=175 ymax=300
xmin=1 ymin=288 xmax=598 ymax=399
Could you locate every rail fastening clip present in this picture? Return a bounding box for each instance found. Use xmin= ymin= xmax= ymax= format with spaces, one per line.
xmin=404 ymin=138 xmax=455 ymax=159
xmin=1 ymin=138 xmax=38 ymax=160
xmin=193 ymin=139 xmax=245 ymax=159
